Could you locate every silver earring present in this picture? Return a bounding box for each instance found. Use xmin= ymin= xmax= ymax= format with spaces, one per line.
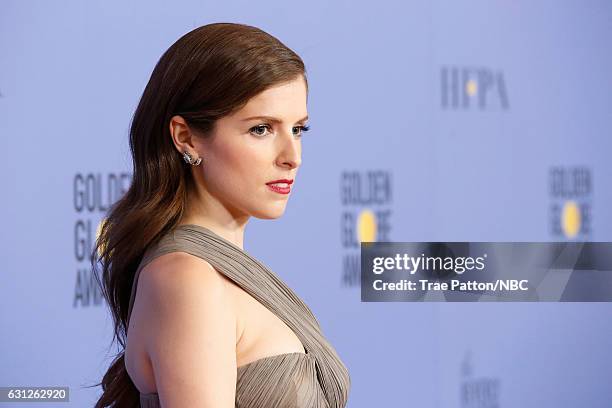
xmin=182 ymin=151 xmax=202 ymax=166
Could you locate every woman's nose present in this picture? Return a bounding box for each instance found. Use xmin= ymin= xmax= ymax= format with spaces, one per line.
xmin=277 ymin=130 xmax=301 ymax=169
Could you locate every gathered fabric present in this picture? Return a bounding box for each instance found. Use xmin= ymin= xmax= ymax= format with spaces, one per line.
xmin=127 ymin=224 xmax=351 ymax=408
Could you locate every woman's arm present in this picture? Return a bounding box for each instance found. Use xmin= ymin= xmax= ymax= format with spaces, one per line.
xmin=139 ymin=252 xmax=238 ymax=407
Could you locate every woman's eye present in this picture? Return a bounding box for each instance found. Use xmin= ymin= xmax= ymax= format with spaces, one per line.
xmin=293 ymin=125 xmax=310 ymax=137
xmin=249 ymin=124 xmax=271 ymax=137
xmin=249 ymin=124 xmax=310 ymax=137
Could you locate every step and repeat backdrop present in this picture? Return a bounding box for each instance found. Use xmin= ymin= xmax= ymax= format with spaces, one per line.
xmin=1 ymin=1 xmax=611 ymax=407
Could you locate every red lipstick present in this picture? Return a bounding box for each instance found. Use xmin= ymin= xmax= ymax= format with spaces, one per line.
xmin=266 ymin=179 xmax=293 ymax=195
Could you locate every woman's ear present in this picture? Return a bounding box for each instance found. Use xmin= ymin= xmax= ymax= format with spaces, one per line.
xmin=169 ymin=115 xmax=197 ymax=156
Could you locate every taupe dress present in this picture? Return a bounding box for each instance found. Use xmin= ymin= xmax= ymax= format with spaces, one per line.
xmin=126 ymin=224 xmax=351 ymax=407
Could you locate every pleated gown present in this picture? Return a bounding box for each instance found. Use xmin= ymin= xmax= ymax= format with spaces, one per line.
xmin=126 ymin=224 xmax=351 ymax=407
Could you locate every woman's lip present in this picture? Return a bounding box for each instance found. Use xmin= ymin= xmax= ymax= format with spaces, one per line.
xmin=267 ymin=183 xmax=291 ymax=194
xmin=266 ymin=179 xmax=293 ymax=185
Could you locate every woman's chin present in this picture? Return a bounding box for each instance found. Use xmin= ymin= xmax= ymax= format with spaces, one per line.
xmin=252 ymin=204 xmax=288 ymax=220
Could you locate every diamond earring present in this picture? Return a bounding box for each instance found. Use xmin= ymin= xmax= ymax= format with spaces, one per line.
xmin=182 ymin=151 xmax=202 ymax=166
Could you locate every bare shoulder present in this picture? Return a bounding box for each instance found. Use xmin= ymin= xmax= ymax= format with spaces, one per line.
xmin=136 ymin=252 xmax=238 ymax=407
xmin=139 ymin=251 xmax=234 ymax=297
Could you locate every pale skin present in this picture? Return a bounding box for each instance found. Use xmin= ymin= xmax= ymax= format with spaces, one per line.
xmin=125 ymin=76 xmax=309 ymax=407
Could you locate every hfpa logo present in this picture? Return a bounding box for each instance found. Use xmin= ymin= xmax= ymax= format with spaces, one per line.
xmin=441 ymin=66 xmax=509 ymax=111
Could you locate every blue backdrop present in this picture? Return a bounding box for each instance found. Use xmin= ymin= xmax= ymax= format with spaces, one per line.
xmin=1 ymin=0 xmax=611 ymax=406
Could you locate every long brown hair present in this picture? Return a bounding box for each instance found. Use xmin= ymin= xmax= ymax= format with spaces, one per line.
xmin=88 ymin=22 xmax=307 ymax=407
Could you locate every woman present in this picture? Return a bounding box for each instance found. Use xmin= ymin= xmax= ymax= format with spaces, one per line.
xmin=92 ymin=22 xmax=351 ymax=407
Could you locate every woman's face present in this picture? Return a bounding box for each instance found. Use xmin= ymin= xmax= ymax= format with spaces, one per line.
xmin=190 ymin=76 xmax=308 ymax=220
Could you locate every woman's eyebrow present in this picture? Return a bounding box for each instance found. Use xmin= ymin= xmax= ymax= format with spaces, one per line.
xmin=241 ymin=115 xmax=309 ymax=123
